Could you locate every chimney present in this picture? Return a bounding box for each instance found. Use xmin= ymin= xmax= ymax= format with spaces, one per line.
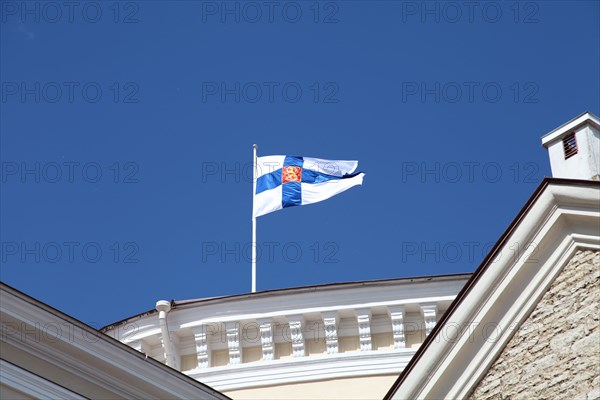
xmin=541 ymin=111 xmax=600 ymax=181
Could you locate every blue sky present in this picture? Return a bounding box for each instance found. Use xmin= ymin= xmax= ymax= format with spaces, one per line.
xmin=1 ymin=1 xmax=599 ymax=328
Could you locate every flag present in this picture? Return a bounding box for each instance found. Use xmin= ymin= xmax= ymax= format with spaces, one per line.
xmin=253 ymin=155 xmax=365 ymax=217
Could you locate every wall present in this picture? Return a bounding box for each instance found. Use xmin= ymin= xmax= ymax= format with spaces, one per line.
xmin=224 ymin=374 xmax=398 ymax=400
xmin=1 ymin=384 xmax=35 ymax=400
xmin=548 ymin=124 xmax=600 ymax=180
xmin=469 ymin=250 xmax=600 ymax=400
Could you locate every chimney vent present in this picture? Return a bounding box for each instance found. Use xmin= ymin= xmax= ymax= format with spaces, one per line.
xmin=541 ymin=112 xmax=600 ymax=181
xmin=562 ymin=132 xmax=578 ymax=159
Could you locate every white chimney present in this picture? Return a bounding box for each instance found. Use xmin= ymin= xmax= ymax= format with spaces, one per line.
xmin=541 ymin=111 xmax=600 ymax=181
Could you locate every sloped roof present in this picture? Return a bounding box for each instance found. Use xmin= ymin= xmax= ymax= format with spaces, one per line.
xmin=0 ymin=282 xmax=231 ymax=400
xmin=541 ymin=111 xmax=600 ymax=146
xmin=384 ymin=178 xmax=600 ymax=399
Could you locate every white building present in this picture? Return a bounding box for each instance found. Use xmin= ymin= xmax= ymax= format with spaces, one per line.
xmin=2 ymin=111 xmax=598 ymax=399
xmin=0 ymin=283 xmax=228 ymax=400
xmin=386 ymin=111 xmax=600 ymax=399
xmin=102 ymin=274 xmax=470 ymax=399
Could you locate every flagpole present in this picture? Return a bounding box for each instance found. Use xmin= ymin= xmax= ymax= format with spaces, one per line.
xmin=252 ymin=144 xmax=258 ymax=293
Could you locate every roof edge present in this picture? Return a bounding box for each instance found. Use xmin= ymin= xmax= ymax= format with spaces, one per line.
xmin=100 ymin=273 xmax=472 ymax=332
xmin=0 ymin=281 xmax=231 ymax=399
xmin=384 ymin=177 xmax=600 ymax=399
xmin=541 ymin=111 xmax=600 ymax=146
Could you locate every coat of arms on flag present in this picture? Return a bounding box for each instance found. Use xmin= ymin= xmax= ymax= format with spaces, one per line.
xmin=253 ymin=155 xmax=365 ymax=217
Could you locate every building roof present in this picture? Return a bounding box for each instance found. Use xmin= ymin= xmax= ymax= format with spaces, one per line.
xmin=541 ymin=111 xmax=600 ymax=146
xmin=101 ymin=273 xmax=472 ymax=332
xmin=0 ymin=282 xmax=231 ymax=400
xmin=384 ymin=177 xmax=600 ymax=399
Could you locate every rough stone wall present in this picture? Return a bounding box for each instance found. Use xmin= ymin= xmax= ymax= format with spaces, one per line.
xmin=469 ymin=249 xmax=600 ymax=400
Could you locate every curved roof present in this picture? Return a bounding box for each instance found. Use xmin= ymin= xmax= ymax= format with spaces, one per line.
xmin=101 ymin=273 xmax=472 ymax=332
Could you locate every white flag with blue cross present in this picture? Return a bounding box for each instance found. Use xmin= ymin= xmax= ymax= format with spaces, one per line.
xmin=253 ymin=155 xmax=365 ymax=217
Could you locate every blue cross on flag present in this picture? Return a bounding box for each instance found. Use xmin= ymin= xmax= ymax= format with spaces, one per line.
xmin=253 ymin=156 xmax=365 ymax=217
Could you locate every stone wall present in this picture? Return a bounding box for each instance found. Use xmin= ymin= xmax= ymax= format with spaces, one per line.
xmin=469 ymin=249 xmax=600 ymax=400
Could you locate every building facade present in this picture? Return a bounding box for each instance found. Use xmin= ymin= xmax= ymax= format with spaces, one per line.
xmin=2 ymin=111 xmax=598 ymax=400
xmin=0 ymin=283 xmax=228 ymax=400
xmin=386 ymin=112 xmax=600 ymax=399
xmin=102 ymin=275 xmax=470 ymax=399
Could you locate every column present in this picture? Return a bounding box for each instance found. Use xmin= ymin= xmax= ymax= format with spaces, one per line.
xmin=321 ymin=311 xmax=339 ymax=354
xmin=388 ymin=305 xmax=406 ymax=349
xmin=420 ymin=303 xmax=438 ymax=336
xmin=257 ymin=318 xmax=274 ymax=361
xmin=355 ymin=308 xmax=372 ymax=351
xmin=225 ymin=322 xmax=241 ymax=364
xmin=286 ymin=315 xmax=305 ymax=357
xmin=191 ymin=326 xmax=210 ymax=369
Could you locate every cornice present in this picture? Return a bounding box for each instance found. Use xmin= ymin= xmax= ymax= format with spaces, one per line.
xmin=0 ymin=284 xmax=231 ymax=400
xmin=387 ymin=181 xmax=600 ymax=399
xmin=0 ymin=360 xmax=86 ymax=400
xmin=187 ymin=348 xmax=416 ymax=391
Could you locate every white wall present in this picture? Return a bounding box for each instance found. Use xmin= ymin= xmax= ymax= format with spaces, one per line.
xmin=547 ymin=124 xmax=600 ymax=180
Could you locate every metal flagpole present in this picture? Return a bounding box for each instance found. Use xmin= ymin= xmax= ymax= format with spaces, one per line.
xmin=252 ymin=144 xmax=258 ymax=293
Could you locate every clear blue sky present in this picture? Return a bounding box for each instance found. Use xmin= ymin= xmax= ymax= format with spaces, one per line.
xmin=1 ymin=1 xmax=599 ymax=328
